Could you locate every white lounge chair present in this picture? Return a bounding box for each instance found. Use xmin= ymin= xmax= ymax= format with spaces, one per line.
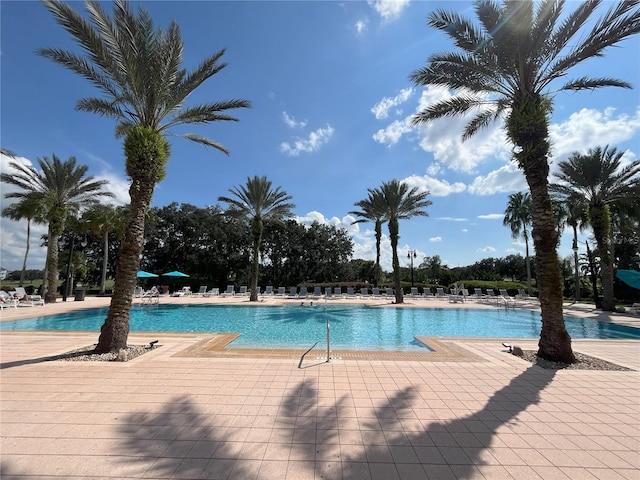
xmin=193 ymin=286 xmax=208 ymax=296
xmin=0 ymin=291 xmax=19 ymax=308
xmin=334 ymin=287 xmax=344 ymax=297
xmin=263 ymin=286 xmax=274 ymax=296
xmin=14 ymin=287 xmax=44 ymax=306
xmin=203 ymin=287 xmax=219 ymax=297
xmin=410 ymin=287 xmax=420 ymax=298
xmin=142 ymin=286 xmax=160 ymax=304
xmin=385 ymin=287 xmax=394 ymax=297
xmin=287 ymin=286 xmax=297 ymax=298
xmin=275 ymin=287 xmax=286 ymax=297
xmin=360 ymin=287 xmax=370 ymax=298
xmin=221 ymin=285 xmax=235 ymax=296
xmin=371 ymin=288 xmax=381 ymax=298
xmin=423 ymin=289 xmax=435 ymax=300
xmin=238 ymin=286 xmax=249 ymax=296
xmin=299 ymin=286 xmax=308 ymax=298
xmin=436 ymin=287 xmax=447 ymax=298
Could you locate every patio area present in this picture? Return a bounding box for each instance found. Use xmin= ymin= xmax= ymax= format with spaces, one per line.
xmin=0 ymin=296 xmax=638 ymax=479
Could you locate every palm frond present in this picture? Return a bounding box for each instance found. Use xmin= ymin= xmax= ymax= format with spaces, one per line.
xmin=559 ymin=77 xmax=632 ymax=92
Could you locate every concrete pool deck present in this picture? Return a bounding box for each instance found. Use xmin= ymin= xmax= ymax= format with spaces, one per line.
xmin=1 ymin=295 xmax=638 ymax=479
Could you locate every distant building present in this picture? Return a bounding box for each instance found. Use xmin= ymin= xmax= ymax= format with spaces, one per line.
xmin=0 ymin=268 xmax=7 ymax=281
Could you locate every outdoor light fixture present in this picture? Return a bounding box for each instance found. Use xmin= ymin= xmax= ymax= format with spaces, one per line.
xmin=407 ymin=249 xmax=417 ymax=287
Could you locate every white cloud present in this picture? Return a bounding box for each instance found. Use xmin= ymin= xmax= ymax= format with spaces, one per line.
xmin=355 ymin=18 xmax=368 ymax=34
xmin=477 ymin=246 xmax=497 ymax=253
xmin=436 ymin=217 xmax=468 ymax=222
xmin=282 ymin=111 xmax=307 ymax=129
xmin=367 ymin=0 xmax=410 ymax=21
xmin=550 ymin=107 xmax=640 ymax=160
xmin=402 ymin=174 xmax=466 ymax=197
xmin=477 ymin=214 xmax=505 ymax=220
xmin=468 ymin=163 xmax=527 ymax=196
xmin=280 ymin=124 xmax=334 ymax=156
xmin=461 ymin=228 xmax=468 ymax=233
xmin=429 ymin=237 xmax=442 ymax=243
xmin=371 ymin=88 xmax=414 ymax=120
xmin=372 ymin=118 xmax=413 ymax=146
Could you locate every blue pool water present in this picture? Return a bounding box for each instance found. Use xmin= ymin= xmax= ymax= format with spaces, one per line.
xmin=1 ymin=304 xmax=638 ymax=351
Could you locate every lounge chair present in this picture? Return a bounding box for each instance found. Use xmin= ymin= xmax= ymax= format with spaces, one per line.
xmin=133 ymin=286 xmax=144 ymax=298
xmin=287 ymin=286 xmax=298 ymax=298
xmin=472 ymin=288 xmax=484 ymax=300
xmin=324 ymin=287 xmax=333 ymax=299
xmin=410 ymin=287 xmax=420 ymax=298
xmin=360 ymin=287 xmax=370 ymax=298
xmin=371 ymin=288 xmax=381 ymax=298
xmin=335 ymin=287 xmax=344 ymax=297
xmin=346 ymin=287 xmax=355 ymax=298
xmin=172 ymin=286 xmax=192 ymax=297
xmin=0 ymin=291 xmax=19 ymax=308
xmin=275 ymin=287 xmax=286 ymax=297
xmin=221 ymin=285 xmax=235 ymax=296
xmin=263 ymin=286 xmax=274 ymax=296
xmin=299 ymin=286 xmax=308 ymax=298
xmin=423 ymin=289 xmax=435 ymax=300
xmin=193 ymin=286 xmax=208 ymax=297
xmin=630 ymin=303 xmax=640 ymax=316
xmin=203 ymin=287 xmax=219 ymax=297
xmin=385 ymin=287 xmax=394 ymax=297
xmin=313 ymin=286 xmax=322 ymax=298
xmin=238 ymin=286 xmax=249 ymax=296
xmin=142 ymin=286 xmax=160 ymax=304
xmin=435 ymin=287 xmax=447 ymax=298
xmin=14 ymin=287 xmax=44 ymax=306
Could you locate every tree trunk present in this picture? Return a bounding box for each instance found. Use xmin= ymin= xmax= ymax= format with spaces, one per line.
xmin=389 ymin=218 xmax=403 ymax=304
xmin=508 ymin=95 xmax=574 ymax=363
xmin=375 ymin=220 xmax=382 ymax=287
xmin=249 ymin=221 xmax=262 ymax=302
xmin=19 ymin=220 xmax=31 ymax=287
xmin=95 ymin=179 xmax=154 ymax=353
xmin=99 ymin=230 xmax=109 ymax=295
xmin=524 ymin=231 xmax=532 ymax=295
xmin=44 ymin=220 xmax=63 ymax=304
xmin=590 ymin=204 xmax=615 ymax=311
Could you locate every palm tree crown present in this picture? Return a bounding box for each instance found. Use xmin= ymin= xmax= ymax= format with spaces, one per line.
xmin=218 ymin=176 xmax=295 ymax=301
xmin=503 ymin=191 xmax=533 ymax=294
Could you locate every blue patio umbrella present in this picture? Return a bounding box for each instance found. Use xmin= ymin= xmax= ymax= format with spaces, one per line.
xmin=615 ymin=269 xmax=640 ymax=290
xmin=162 ymin=271 xmax=190 ymax=292
xmin=137 ymin=271 xmax=158 ymax=278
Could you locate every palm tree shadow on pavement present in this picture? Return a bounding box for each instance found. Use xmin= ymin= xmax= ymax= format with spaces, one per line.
xmin=116 ymin=395 xmax=253 ymax=479
xmin=283 ymin=365 xmax=556 ymax=479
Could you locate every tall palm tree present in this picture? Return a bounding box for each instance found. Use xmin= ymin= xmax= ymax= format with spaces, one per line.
xmin=552 ymin=146 xmax=640 ymax=311
xmin=2 ymin=197 xmax=47 ymax=287
xmin=82 ymin=203 xmax=128 ymax=295
xmin=349 ymin=188 xmax=387 ymax=287
xmin=409 ymin=0 xmax=640 ymax=363
xmin=379 ymin=180 xmax=432 ymax=304
xmin=218 ymin=176 xmax=295 ymax=302
xmin=503 ymin=192 xmax=533 ymax=295
xmin=1 ymin=155 xmax=112 ymax=303
xmin=39 ymin=0 xmax=251 ymax=352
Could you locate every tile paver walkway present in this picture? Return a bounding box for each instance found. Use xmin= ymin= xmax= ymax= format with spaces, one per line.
xmin=0 ymin=296 xmax=638 ymax=479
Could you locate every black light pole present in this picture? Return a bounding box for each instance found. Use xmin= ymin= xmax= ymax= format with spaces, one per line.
xmin=407 ymin=249 xmax=417 ymax=287
xmin=62 ymin=236 xmax=75 ymax=302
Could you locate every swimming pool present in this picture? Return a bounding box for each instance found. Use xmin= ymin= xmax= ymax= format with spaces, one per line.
xmin=1 ymin=304 xmax=638 ymax=351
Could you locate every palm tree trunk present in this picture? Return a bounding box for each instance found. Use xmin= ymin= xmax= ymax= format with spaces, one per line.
xmin=99 ymin=230 xmax=109 ymax=295
xmin=44 ymin=220 xmax=63 ymax=304
xmin=19 ymin=220 xmax=31 ymax=287
xmin=524 ymin=232 xmax=532 ymax=296
xmin=389 ymin=219 xmax=403 ymax=304
xmin=249 ymin=222 xmax=262 ymax=302
xmin=95 ymin=179 xmax=154 ymax=353
xmin=590 ymin=205 xmax=615 ymax=311
xmin=375 ymin=221 xmax=382 ymax=287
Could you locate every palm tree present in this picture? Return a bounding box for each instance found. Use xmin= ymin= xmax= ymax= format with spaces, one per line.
xmin=379 ymin=180 xmax=431 ymax=304
xmin=1 ymin=155 xmax=112 ymax=303
xmin=39 ymin=0 xmax=251 ymax=352
xmin=552 ymin=146 xmax=640 ymax=311
xmin=218 ymin=176 xmax=294 ymax=302
xmin=82 ymin=203 xmax=128 ymax=295
xmin=409 ymin=1 xmax=640 ymax=363
xmin=349 ymin=188 xmax=387 ymax=287
xmin=2 ymin=197 xmax=47 ymax=286
xmin=503 ymin=192 xmax=533 ymax=295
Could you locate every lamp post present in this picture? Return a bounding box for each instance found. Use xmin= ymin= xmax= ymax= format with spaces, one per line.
xmin=572 ymin=239 xmax=580 ymax=303
xmin=407 ymin=249 xmax=417 ymax=287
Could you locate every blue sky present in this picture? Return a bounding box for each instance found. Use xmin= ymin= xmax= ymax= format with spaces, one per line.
xmin=1 ymin=0 xmax=639 ymax=273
